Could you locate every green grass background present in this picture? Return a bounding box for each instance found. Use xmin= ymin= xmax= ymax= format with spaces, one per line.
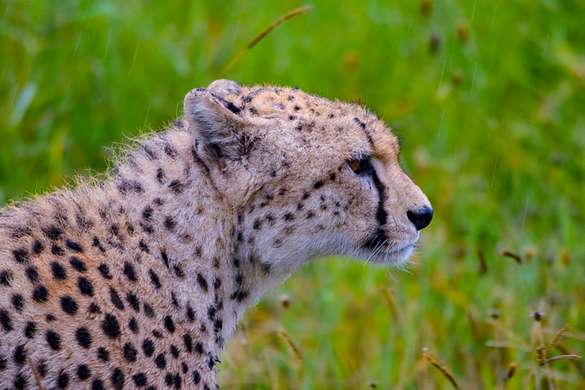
xmin=1 ymin=0 xmax=584 ymax=388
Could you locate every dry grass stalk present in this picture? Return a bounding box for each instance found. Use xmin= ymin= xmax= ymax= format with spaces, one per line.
xmin=544 ymin=354 xmax=582 ymax=365
xmin=278 ymin=329 xmax=303 ymax=362
xmin=422 ymin=348 xmax=460 ymax=389
xmin=499 ymin=362 xmax=517 ymax=389
xmin=548 ymin=326 xmax=567 ymax=350
xmin=501 ymin=250 xmax=522 ymax=264
xmin=380 ymin=286 xmax=402 ymax=324
xmin=477 ymin=247 xmax=488 ymax=274
xmin=27 ymin=357 xmax=46 ymax=390
xmin=532 ymin=313 xmax=556 ymax=389
xmin=221 ymin=5 xmax=312 ymax=75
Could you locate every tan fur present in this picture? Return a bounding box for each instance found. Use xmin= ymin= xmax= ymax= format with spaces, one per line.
xmin=0 ymin=80 xmax=431 ymax=389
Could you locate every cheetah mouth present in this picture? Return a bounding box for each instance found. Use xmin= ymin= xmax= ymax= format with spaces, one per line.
xmin=361 ymin=232 xmax=419 ymax=265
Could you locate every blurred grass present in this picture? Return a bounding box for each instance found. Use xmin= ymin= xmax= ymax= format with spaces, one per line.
xmin=1 ymin=0 xmax=584 ymax=388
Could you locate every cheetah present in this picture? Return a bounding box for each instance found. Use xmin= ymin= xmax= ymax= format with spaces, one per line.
xmin=0 ymin=79 xmax=433 ymax=389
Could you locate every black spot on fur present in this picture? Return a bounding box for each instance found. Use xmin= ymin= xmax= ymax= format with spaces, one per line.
xmin=196 ymin=273 xmax=208 ymax=292
xmin=24 ymin=321 xmax=37 ymax=338
xmin=161 ymin=249 xmax=170 ymax=267
xmin=155 ymin=353 xmax=167 ymax=369
xmin=102 ymin=313 xmax=121 ymax=339
xmin=193 ymin=370 xmax=201 ymax=384
xmin=156 ymin=167 xmax=166 ymax=184
xmin=14 ymin=373 xmax=27 ymax=389
xmin=11 ymin=293 xmax=24 ymax=312
xmin=186 ymin=306 xmax=195 ymax=322
xmin=44 ymin=225 xmax=63 ymax=240
xmin=170 ymin=345 xmax=180 ymax=359
xmin=32 ymin=285 xmax=49 ymax=302
xmin=46 ymin=330 xmax=62 ymax=350
xmin=164 ymin=316 xmax=176 ymax=333
xmin=142 ymin=338 xmax=155 ymax=357
xmin=173 ymin=265 xmax=185 ymax=278
xmin=12 ymin=248 xmax=29 ymax=263
xmin=110 ymin=367 xmax=125 ymax=390
xmin=139 ymin=239 xmax=150 ymax=253
xmin=142 ymin=206 xmax=153 ymax=222
xmin=164 ymin=216 xmax=176 ymax=230
xmin=60 ymin=295 xmax=79 ymax=315
xmin=52 ymin=244 xmax=65 ymax=256
xmin=57 ymin=370 xmax=70 ymax=388
xmin=127 ymin=292 xmax=140 ymax=312
xmin=110 ymin=288 xmax=125 ymax=310
xmin=69 ymin=256 xmax=87 ymax=272
xmin=0 ymin=309 xmax=13 ymax=331
xmin=123 ymin=261 xmax=138 ymax=282
xmin=144 ymin=303 xmax=155 ymax=318
xmin=0 ymin=270 xmax=13 ymax=286
xmin=88 ymin=302 xmax=101 ymax=314
xmin=1 ymin=355 xmax=10 ymax=370
xmin=133 ymin=373 xmax=148 ymax=387
xmin=98 ymin=263 xmax=112 ymax=279
xmin=182 ymin=333 xmax=193 ymax=353
xmin=194 ymin=341 xmax=204 ymax=355
xmin=149 ymin=269 xmax=162 ymax=289
xmin=92 ymin=378 xmax=105 ymax=390
xmin=78 ymin=277 xmax=94 ymax=296
xmin=77 ymin=364 xmax=91 ymax=381
xmin=168 ymin=179 xmax=184 ymax=194
xmin=230 ymin=289 xmax=249 ymax=302
xmin=92 ymin=237 xmax=106 ymax=253
xmin=164 ymin=143 xmax=178 ymax=158
xmin=123 ymin=342 xmax=138 ymax=362
xmin=32 ymin=240 xmax=44 ymax=255
xmin=13 ymin=344 xmax=26 ymax=365
xmin=65 ymin=239 xmax=83 ymax=253
xmin=76 ymin=327 xmax=92 ymax=348
xmin=129 ymin=318 xmax=139 ymax=334
xmin=50 ymin=261 xmax=67 ymax=280
xmin=97 ymin=347 xmax=110 ymax=362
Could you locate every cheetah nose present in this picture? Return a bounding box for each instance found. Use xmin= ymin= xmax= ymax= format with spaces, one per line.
xmin=406 ymin=206 xmax=433 ymax=230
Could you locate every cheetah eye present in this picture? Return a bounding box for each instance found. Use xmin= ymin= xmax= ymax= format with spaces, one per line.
xmin=348 ymin=156 xmax=372 ymax=175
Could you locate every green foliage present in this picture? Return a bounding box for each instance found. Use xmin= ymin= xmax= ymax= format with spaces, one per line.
xmin=1 ymin=0 xmax=584 ymax=387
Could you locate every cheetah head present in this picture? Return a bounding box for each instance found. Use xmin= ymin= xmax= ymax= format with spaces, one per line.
xmin=184 ymin=80 xmax=432 ymax=277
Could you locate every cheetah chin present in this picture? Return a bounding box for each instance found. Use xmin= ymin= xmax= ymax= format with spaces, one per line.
xmin=358 ymin=232 xmax=420 ymax=266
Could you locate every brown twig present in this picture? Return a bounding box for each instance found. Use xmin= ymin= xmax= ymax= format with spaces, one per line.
xmin=422 ymin=348 xmax=459 ymax=389
xmin=221 ymin=5 xmax=312 ymax=75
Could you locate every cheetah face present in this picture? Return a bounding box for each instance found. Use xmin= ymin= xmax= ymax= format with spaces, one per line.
xmin=184 ymin=80 xmax=432 ymax=275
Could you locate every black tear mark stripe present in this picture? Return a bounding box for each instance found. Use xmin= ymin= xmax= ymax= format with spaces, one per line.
xmin=370 ymin=163 xmax=388 ymax=227
xmin=354 ymin=118 xmax=387 ymax=227
xmin=361 ymin=158 xmax=389 ymax=249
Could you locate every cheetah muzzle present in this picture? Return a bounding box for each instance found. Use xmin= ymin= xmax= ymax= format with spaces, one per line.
xmin=0 ymin=79 xmax=432 ymax=389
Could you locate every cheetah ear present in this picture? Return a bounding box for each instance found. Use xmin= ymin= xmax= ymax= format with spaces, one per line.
xmin=184 ymin=80 xmax=248 ymax=161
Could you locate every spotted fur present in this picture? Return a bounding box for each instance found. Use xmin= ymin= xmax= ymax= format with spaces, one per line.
xmin=0 ymin=80 xmax=431 ymax=389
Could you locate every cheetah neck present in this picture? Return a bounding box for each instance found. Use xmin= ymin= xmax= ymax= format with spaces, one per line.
xmin=101 ymin=125 xmax=285 ymax=352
